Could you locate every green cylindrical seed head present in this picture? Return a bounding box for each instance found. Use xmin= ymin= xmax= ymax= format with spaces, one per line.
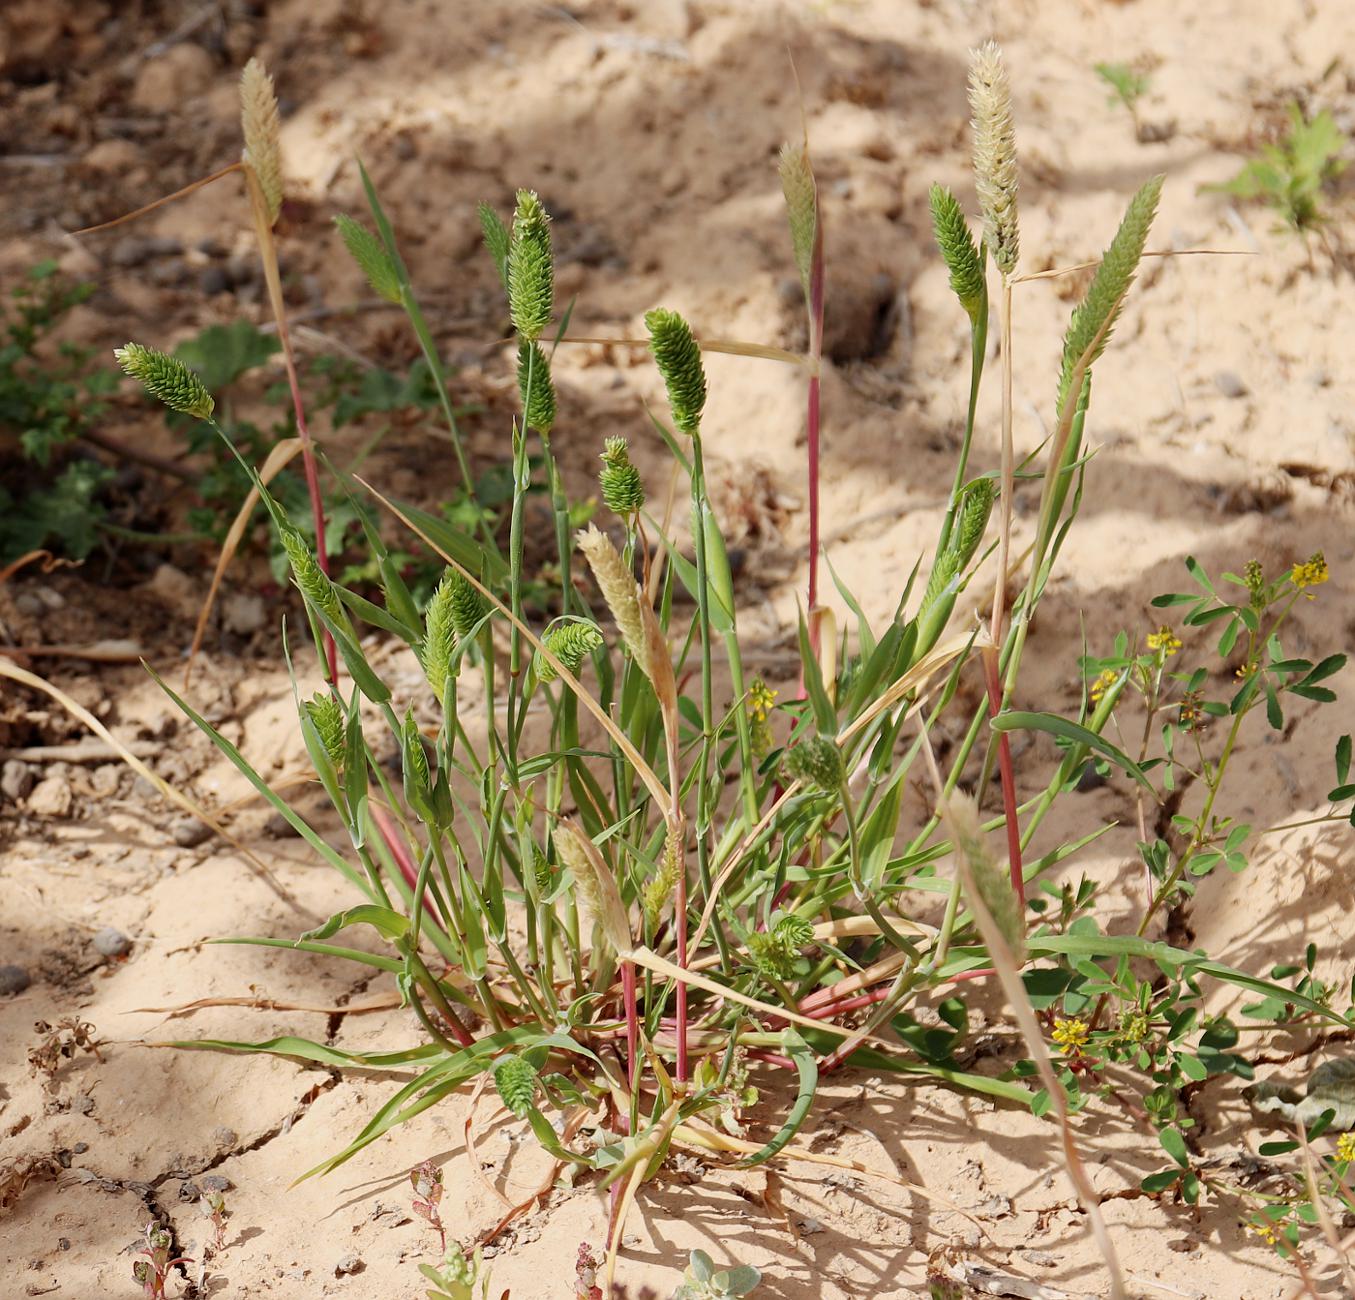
xmin=928 ymin=184 xmax=986 ymax=322
xmin=575 ymin=525 xmax=651 ymax=680
xmin=536 ymin=619 xmax=603 ymax=684
xmin=951 ymin=476 xmax=996 ymax=569
xmin=641 ymin=822 xmax=683 ymax=926
xmin=644 ymin=308 xmax=706 ymax=436
xmin=552 ymin=819 xmax=633 ymax=955
xmin=303 ymin=692 xmax=345 ymax=768
xmin=507 ymin=189 xmax=553 ymax=341
xmin=782 ymin=736 xmax=844 ymax=791
xmin=114 ymin=343 xmax=215 ymax=419
xmin=493 ymin=1055 xmax=538 ymax=1117
xmin=779 ymin=141 xmax=819 ymax=306
xmin=277 ymin=519 xmax=344 ymax=625
xmin=599 ymin=437 xmax=645 ymax=515
xmin=517 ymin=338 xmax=556 ymax=434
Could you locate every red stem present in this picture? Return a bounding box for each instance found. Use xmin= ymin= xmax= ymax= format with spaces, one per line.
xmin=621 ymin=961 xmax=639 ymax=1090
xmin=804 ymin=986 xmax=892 ymax=1018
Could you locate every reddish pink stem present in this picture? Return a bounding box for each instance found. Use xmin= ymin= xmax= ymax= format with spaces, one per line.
xmin=804 ymin=986 xmax=892 ymax=1019
xmin=621 ymin=962 xmax=639 ymax=1089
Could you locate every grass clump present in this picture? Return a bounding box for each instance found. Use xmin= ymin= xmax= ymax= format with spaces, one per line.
xmin=96 ymin=42 xmax=1355 ymax=1298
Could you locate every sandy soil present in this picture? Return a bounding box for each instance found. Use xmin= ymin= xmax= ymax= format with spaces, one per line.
xmin=2 ymin=1 xmax=1355 ymax=1297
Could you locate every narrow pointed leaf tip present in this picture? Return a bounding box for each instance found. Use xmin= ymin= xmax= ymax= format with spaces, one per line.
xmin=114 ymin=343 xmax=214 ymax=419
xmin=644 ymin=308 xmax=706 ymax=436
xmin=240 ymin=57 xmax=283 ymax=226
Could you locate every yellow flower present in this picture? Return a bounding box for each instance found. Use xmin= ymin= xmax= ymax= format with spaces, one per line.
xmin=1291 ymin=551 xmax=1329 ymax=592
xmin=1247 ymin=1220 xmax=1279 ymax=1247
xmin=1234 ymin=661 xmax=1257 ymax=680
xmin=1146 ymin=626 xmax=1182 ymax=656
xmin=1051 ymin=1017 xmax=1089 ymax=1054
xmin=1089 ymin=668 xmax=1118 ymax=704
xmin=1337 ymin=1132 xmax=1355 ymax=1163
xmin=747 ymin=677 xmax=777 ymax=723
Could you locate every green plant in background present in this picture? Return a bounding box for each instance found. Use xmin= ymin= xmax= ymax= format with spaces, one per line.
xmin=673 ymin=1250 xmax=760 ymax=1300
xmin=1095 ymin=61 xmax=1150 ymax=123
xmin=0 ymin=262 xmax=119 ymax=562
xmin=1206 ymin=103 xmax=1348 ymax=232
xmin=104 ymin=44 xmax=1355 ymax=1299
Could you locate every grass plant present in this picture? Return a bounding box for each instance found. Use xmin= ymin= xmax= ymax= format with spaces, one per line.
xmin=62 ymin=40 xmax=1355 ymax=1294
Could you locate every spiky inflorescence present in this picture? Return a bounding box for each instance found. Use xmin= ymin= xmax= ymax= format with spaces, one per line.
xmin=493 ymin=1055 xmax=539 ymax=1117
xmin=1056 ymin=174 xmax=1163 ymax=415
xmin=552 ymin=819 xmax=632 ymax=954
xmin=641 ymin=822 xmax=683 ymax=926
xmin=779 ymin=141 xmax=819 ymax=306
xmin=334 ymin=215 xmax=400 ymax=304
xmin=507 ymin=190 xmax=553 ymax=341
xmin=599 ymin=437 xmax=645 ymax=516
xmin=575 ymin=524 xmax=652 ymax=680
xmin=782 ymin=736 xmax=844 ymax=791
xmin=421 ymin=572 xmax=457 ymax=704
xmin=517 ymin=338 xmax=557 ymax=435
xmin=402 ymin=708 xmax=431 ymax=793
xmin=774 ymin=913 xmax=815 ymax=952
xmin=277 ymin=518 xmax=345 ymax=625
xmin=929 ymin=184 xmax=986 ymax=322
xmin=536 ymin=619 xmax=603 ymax=683
xmin=967 ymin=40 xmax=1020 ymax=278
xmin=114 ymin=343 xmax=214 ymax=419
xmin=747 ymin=928 xmax=798 ymax=980
xmin=240 ymin=57 xmax=283 ymax=226
xmin=948 ymin=790 xmax=1025 ymax=962
xmin=644 ymin=308 xmax=706 ymax=436
xmin=922 ymin=476 xmax=997 ymax=612
xmin=304 ymin=692 xmax=345 ymax=768
xmin=479 ymin=201 xmax=511 ymax=289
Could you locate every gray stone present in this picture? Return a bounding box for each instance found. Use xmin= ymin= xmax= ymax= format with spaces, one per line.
xmin=334 ymin=1254 xmax=364 ymax=1276
xmin=221 ymin=591 xmax=266 ymax=636
xmin=0 ymin=965 xmax=32 ymax=996
xmin=201 ymin=1173 xmax=233 ymax=1193
xmin=1214 ymin=369 xmax=1249 ymax=399
xmin=92 ymin=927 xmax=132 ymax=959
xmin=1 ymin=760 xmax=35 ymax=802
xmin=170 ymin=817 xmax=212 ymax=848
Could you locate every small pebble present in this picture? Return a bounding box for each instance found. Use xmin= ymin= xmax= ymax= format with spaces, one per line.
xmin=210 ymin=1127 xmax=238 ymax=1150
xmin=0 ymin=965 xmax=32 ymax=996
xmin=1213 ymin=369 xmax=1248 ymax=399
xmin=92 ymin=927 xmax=132 ymax=959
xmin=73 ymin=1095 xmax=95 ymax=1115
xmin=334 ymin=1254 xmax=364 ymax=1277
xmin=178 ymin=1180 xmax=201 ymax=1202
xmin=27 ymin=776 xmax=73 ymax=818
xmin=2 ymin=760 xmax=35 ymax=802
xmin=201 ymin=1174 xmax=233 ymax=1194
xmin=170 ymin=817 xmax=213 ymax=848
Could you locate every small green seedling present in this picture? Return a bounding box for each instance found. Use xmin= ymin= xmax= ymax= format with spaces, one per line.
xmin=1095 ymin=62 xmax=1149 ymax=117
xmin=419 ymin=1242 xmax=494 ymax=1300
xmin=673 ymin=1250 xmax=761 ymax=1300
xmin=1206 ymin=103 xmax=1347 ymax=232
xmin=132 ymin=1224 xmax=191 ymax=1299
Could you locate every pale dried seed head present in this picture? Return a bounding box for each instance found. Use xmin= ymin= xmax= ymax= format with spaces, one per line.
xmin=240 ymin=57 xmax=283 ymax=226
xmin=575 ymin=524 xmax=652 ymax=681
xmin=967 ymin=40 xmax=1019 ymax=278
xmin=552 ymin=819 xmax=633 ymax=955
